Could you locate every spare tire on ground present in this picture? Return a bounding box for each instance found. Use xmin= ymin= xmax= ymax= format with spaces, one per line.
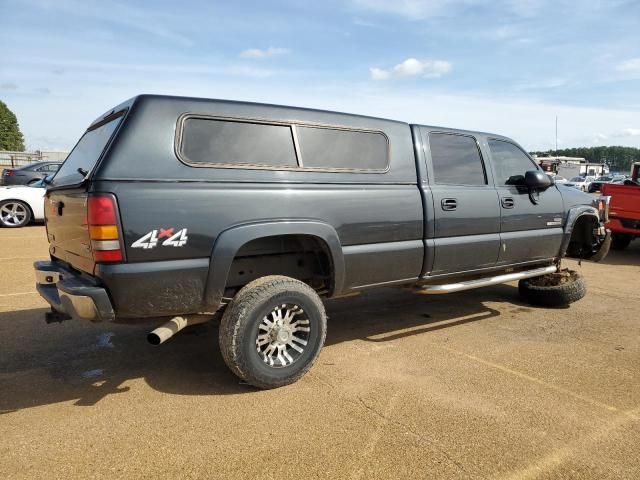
xmin=518 ymin=269 xmax=586 ymax=307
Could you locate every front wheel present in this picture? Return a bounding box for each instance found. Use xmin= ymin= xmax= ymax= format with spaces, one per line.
xmin=219 ymin=275 xmax=327 ymax=389
xmin=0 ymin=200 xmax=32 ymax=228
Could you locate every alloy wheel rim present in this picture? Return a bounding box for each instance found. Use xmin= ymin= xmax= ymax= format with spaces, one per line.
xmin=256 ymin=303 xmax=311 ymax=368
xmin=1 ymin=203 xmax=27 ymax=226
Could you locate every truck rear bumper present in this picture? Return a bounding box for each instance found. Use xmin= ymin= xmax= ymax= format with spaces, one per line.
xmin=34 ymin=260 xmax=115 ymax=322
xmin=606 ymin=217 xmax=640 ymax=235
xmin=34 ymin=257 xmax=211 ymax=321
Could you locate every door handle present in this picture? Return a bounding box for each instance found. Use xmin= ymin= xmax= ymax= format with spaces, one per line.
xmin=441 ymin=198 xmax=457 ymax=211
xmin=501 ymin=197 xmax=515 ymax=209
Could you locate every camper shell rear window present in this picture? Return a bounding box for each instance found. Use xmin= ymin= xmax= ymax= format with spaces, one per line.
xmin=51 ymin=111 xmax=124 ymax=187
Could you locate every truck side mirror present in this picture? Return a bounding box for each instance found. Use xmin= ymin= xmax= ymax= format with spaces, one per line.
xmin=524 ymin=170 xmax=552 ymax=190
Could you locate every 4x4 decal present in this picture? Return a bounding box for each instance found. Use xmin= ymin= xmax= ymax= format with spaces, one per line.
xmin=132 ymin=228 xmax=188 ymax=249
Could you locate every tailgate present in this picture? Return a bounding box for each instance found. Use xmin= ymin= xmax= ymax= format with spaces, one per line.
xmin=44 ymin=110 xmax=125 ymax=274
xmin=45 ymin=189 xmax=94 ymax=273
xmin=604 ymin=184 xmax=640 ymax=218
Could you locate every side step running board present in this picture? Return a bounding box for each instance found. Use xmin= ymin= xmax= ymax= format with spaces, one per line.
xmin=419 ymin=265 xmax=558 ymax=294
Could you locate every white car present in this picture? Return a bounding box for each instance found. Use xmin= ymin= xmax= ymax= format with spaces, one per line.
xmin=564 ymin=176 xmax=595 ymax=192
xmin=553 ymin=175 xmax=568 ymax=184
xmin=0 ymin=178 xmax=46 ymax=227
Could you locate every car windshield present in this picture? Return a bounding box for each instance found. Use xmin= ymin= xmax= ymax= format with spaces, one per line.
xmin=596 ymin=176 xmax=611 ymax=181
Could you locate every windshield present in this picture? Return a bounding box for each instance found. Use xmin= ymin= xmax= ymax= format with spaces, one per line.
xmin=50 ymin=113 xmax=123 ymax=187
xmin=596 ymin=176 xmax=611 ymax=181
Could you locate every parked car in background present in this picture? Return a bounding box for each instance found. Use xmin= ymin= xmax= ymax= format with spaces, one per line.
xmin=553 ymin=175 xmax=567 ymax=184
xmin=0 ymin=176 xmax=47 ymax=227
xmin=588 ymin=175 xmax=614 ymax=193
xmin=1 ymin=161 xmax=61 ymax=186
xmin=565 ymin=176 xmax=595 ymax=192
xmin=602 ymin=163 xmax=640 ymax=250
xmin=609 ymin=175 xmax=628 ymax=184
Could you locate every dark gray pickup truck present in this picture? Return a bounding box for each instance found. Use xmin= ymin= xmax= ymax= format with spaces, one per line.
xmin=34 ymin=94 xmax=610 ymax=388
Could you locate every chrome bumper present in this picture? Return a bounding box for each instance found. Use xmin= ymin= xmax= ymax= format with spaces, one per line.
xmin=34 ymin=260 xmax=115 ymax=322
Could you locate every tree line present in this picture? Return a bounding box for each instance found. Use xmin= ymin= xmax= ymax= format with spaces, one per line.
xmin=531 ymin=146 xmax=640 ymax=173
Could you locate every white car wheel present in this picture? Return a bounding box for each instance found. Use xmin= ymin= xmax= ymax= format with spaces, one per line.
xmin=0 ymin=200 xmax=32 ymax=228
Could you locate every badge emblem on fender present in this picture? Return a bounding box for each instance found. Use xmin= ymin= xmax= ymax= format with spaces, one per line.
xmin=131 ymin=228 xmax=188 ymax=249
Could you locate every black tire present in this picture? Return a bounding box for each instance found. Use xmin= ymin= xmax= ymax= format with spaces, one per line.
xmin=219 ymin=275 xmax=327 ymax=389
xmin=518 ymin=269 xmax=586 ymax=307
xmin=611 ymin=233 xmax=632 ymax=251
xmin=0 ymin=200 xmax=32 ymax=228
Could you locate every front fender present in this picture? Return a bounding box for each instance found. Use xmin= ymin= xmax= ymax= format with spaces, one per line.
xmin=202 ymin=220 xmax=345 ymax=310
xmin=559 ymin=205 xmax=608 ymax=260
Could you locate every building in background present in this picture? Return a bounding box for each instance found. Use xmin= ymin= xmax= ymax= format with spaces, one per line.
xmin=533 ymin=155 xmax=609 ymax=179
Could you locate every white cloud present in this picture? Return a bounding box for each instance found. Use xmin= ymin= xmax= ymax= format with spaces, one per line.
xmin=615 ymin=58 xmax=640 ymax=79
xmin=24 ymin=0 xmax=194 ymax=47
xmin=369 ymin=67 xmax=391 ymax=80
xmin=370 ymin=58 xmax=452 ymax=80
xmin=613 ymin=128 xmax=640 ymax=138
xmin=354 ymin=0 xmax=450 ymax=19
xmin=353 ymin=0 xmax=546 ymax=19
xmin=240 ymin=47 xmax=290 ymax=59
xmin=1 ymin=82 xmax=19 ymax=90
xmin=353 ymin=17 xmax=379 ymax=27
xmin=515 ymin=77 xmax=568 ymax=91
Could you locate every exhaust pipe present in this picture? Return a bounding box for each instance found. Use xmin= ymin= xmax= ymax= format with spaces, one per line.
xmin=147 ymin=315 xmax=210 ymax=346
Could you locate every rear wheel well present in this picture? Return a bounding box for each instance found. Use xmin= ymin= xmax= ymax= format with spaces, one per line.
xmin=224 ymin=234 xmax=333 ymax=297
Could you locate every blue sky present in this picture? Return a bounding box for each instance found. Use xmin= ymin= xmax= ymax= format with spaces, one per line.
xmin=1 ymin=0 xmax=639 ymax=152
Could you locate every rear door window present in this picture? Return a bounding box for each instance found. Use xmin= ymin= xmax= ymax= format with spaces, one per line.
xmin=51 ymin=113 xmax=124 ymax=187
xmin=429 ymin=132 xmax=487 ymax=185
xmin=180 ymin=118 xmax=298 ymax=167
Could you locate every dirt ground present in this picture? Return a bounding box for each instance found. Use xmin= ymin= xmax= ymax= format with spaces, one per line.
xmin=0 ymin=225 xmax=638 ymax=479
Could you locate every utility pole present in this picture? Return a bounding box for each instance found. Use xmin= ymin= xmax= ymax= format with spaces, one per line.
xmin=555 ymin=115 xmax=558 ymax=160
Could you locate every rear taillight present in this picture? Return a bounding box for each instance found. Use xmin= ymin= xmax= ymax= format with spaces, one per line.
xmin=87 ymin=194 xmax=124 ymax=263
xmin=4 ymin=170 xmax=15 ymax=176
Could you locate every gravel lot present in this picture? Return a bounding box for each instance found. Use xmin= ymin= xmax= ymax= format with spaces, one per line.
xmin=0 ymin=225 xmax=639 ymax=479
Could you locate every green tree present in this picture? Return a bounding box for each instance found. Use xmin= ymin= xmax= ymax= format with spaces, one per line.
xmin=0 ymin=100 xmax=26 ymax=151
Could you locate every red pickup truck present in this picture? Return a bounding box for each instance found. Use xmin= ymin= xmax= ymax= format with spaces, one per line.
xmin=602 ymin=162 xmax=640 ymax=250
